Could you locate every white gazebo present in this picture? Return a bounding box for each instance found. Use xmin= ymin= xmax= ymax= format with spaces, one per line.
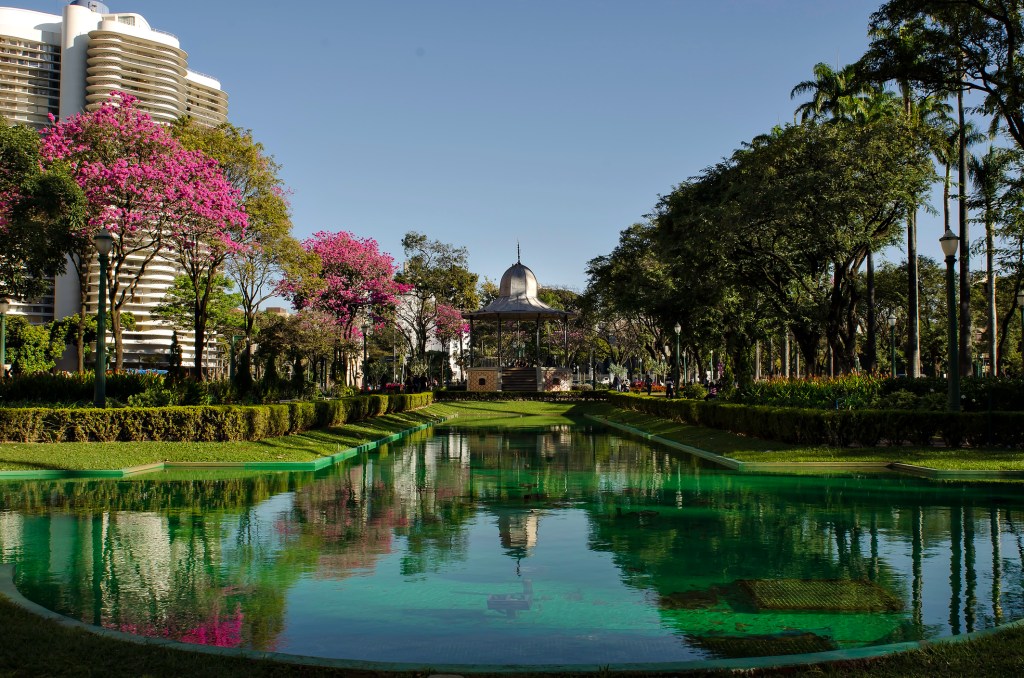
xmin=462 ymin=256 xmax=574 ymax=392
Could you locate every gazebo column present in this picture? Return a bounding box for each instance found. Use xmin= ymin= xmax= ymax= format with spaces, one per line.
xmin=469 ymin=318 xmax=475 ymax=368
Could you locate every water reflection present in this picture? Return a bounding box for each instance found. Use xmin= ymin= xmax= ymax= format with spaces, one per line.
xmin=1 ymin=427 xmax=1023 ymax=665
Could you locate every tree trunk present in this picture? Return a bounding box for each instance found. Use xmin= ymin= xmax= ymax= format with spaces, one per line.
xmin=783 ymin=331 xmax=790 ymax=378
xmin=958 ymin=70 xmax=972 ymax=377
xmin=866 ymin=250 xmax=877 ymax=374
xmin=111 ymin=308 xmax=123 ymax=371
xmin=77 ymin=307 xmax=85 ymax=373
xmin=986 ymin=216 xmax=998 ymax=375
xmin=907 ymin=209 xmax=921 ymax=377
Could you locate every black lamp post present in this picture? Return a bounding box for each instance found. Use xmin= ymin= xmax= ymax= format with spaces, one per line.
xmin=0 ymin=297 xmax=9 ymax=380
xmin=940 ymin=228 xmax=960 ymax=411
xmin=888 ymin=312 xmax=897 ymax=378
xmin=361 ymin=322 xmax=370 ymax=392
xmin=93 ymin=228 xmax=113 ymax=408
xmin=673 ymin=322 xmax=681 ymax=395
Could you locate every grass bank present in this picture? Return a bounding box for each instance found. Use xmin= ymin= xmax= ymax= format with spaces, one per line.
xmin=0 ymin=406 xmax=451 ymax=471
xmin=597 ymin=408 xmax=1024 ymax=471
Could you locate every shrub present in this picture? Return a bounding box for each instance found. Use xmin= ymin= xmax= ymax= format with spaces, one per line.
xmin=605 ymin=392 xmax=1024 ymax=449
xmin=0 ymin=392 xmax=435 ymax=443
xmin=680 ymin=383 xmax=708 ymax=400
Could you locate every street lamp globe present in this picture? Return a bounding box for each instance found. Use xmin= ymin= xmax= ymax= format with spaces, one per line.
xmin=0 ymin=298 xmax=9 ymax=315
xmin=939 ymin=228 xmax=959 ymax=258
xmin=887 ymin=313 xmax=897 ymax=329
xmin=93 ymin=228 xmax=114 ymax=256
xmin=673 ymin=322 xmax=681 ymax=336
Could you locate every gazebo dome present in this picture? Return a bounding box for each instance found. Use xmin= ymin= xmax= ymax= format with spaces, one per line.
xmin=498 ymin=262 xmax=539 ymax=300
xmin=463 ymin=255 xmax=573 ymax=320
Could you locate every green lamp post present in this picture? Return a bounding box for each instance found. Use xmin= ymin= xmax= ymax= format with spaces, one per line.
xmin=673 ymin=322 xmax=681 ymax=396
xmin=93 ymin=228 xmax=114 ymax=408
xmin=940 ymin=228 xmax=960 ymax=412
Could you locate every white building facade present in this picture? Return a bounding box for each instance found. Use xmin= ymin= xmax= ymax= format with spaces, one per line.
xmin=0 ymin=1 xmax=229 ymax=370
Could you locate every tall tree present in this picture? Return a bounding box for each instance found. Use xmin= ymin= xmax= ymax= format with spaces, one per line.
xmin=395 ymin=232 xmax=479 ymax=359
xmin=281 ymin=230 xmax=407 ymax=386
xmin=791 ymin=64 xmax=899 ymax=375
xmin=968 ymin=146 xmax=1014 ymax=374
xmin=171 ymin=118 xmax=304 ymax=386
xmin=38 ymin=92 xmax=244 ymax=370
xmin=0 ymin=118 xmax=86 ymax=301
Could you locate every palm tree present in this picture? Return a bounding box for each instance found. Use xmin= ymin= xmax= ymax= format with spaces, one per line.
xmin=968 ymin=146 xmax=1014 ymax=375
xmin=791 ymin=63 xmax=881 ymax=123
xmin=901 ymin=91 xmax=953 ymax=378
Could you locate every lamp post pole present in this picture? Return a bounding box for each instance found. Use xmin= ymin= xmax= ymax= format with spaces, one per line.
xmin=673 ymin=322 xmax=681 ymax=397
xmin=941 ymin=229 xmax=960 ymax=411
xmin=888 ymin=313 xmax=897 ymax=378
xmin=1018 ymin=291 xmax=1024 ymax=376
xmin=93 ymin=229 xmax=114 ymax=408
xmin=0 ymin=298 xmax=9 ymax=379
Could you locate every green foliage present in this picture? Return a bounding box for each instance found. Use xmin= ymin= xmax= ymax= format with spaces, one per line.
xmin=740 ymin=375 xmax=887 ymax=409
xmin=681 ymin=382 xmax=708 ymax=400
xmin=0 ymin=392 xmax=434 ymax=443
xmin=3 ymin=315 xmax=63 ymax=375
xmin=152 ymin=274 xmax=242 ymax=334
xmin=0 ymin=371 xmax=158 ymax=404
xmin=0 ymin=119 xmax=87 ymax=299
xmin=607 ymin=392 xmax=1024 ymax=449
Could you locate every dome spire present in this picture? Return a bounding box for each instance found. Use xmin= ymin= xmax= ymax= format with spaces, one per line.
xmin=517 ymin=241 xmax=521 ymax=264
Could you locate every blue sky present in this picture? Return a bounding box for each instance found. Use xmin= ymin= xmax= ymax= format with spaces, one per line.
xmin=24 ymin=0 xmax=944 ymax=291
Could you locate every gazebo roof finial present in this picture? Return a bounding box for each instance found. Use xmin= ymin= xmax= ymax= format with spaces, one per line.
xmin=517 ymin=241 xmax=520 ymax=264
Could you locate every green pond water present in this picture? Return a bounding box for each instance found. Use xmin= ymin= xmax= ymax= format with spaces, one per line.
xmin=1 ymin=424 xmax=1023 ymax=667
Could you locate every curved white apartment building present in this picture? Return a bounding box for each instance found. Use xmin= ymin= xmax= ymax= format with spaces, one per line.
xmin=1 ymin=0 xmax=229 ymax=370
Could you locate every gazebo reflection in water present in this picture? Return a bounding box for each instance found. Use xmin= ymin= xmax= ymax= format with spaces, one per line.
xmin=462 ymin=255 xmax=574 ymax=392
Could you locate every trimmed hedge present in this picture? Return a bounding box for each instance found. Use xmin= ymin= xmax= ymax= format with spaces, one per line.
xmin=0 ymin=372 xmax=160 ymax=405
xmin=0 ymin=392 xmax=435 ymax=443
xmin=607 ymin=392 xmax=1024 ymax=449
xmin=433 ymin=390 xmax=608 ymax=402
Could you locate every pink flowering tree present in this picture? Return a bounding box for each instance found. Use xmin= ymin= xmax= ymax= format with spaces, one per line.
xmin=281 ymin=230 xmax=409 ymax=386
xmin=159 ymin=148 xmax=247 ymax=378
xmin=39 ymin=92 xmax=246 ymax=372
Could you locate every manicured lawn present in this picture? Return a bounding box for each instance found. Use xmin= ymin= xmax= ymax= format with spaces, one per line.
xmin=2 ymin=400 xmax=1021 ymax=472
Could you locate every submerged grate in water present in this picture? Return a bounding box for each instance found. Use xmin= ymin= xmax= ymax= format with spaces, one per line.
xmin=739 ymin=579 xmax=904 ymax=612
xmin=690 ymin=631 xmax=838 ymax=658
